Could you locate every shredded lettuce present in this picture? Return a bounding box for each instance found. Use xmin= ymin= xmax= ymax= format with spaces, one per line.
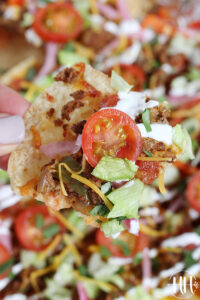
xmin=172 ymin=124 xmax=194 ymax=162
xmin=88 ymin=253 xmax=125 ymax=289
xmin=0 ymin=169 xmax=9 ymax=184
xmin=92 ymin=156 xmax=138 ymax=181
xmin=101 ymin=219 xmax=126 ymax=237
xmin=111 ymin=71 xmax=133 ymax=92
xmin=67 ymin=210 xmax=88 ymax=233
xmin=58 ymin=50 xmax=89 ymax=67
xmin=34 ymin=75 xmax=54 ymax=87
xmin=54 ymin=259 xmax=75 ymax=286
xmin=72 ymin=0 xmax=92 ymax=28
xmin=20 ymin=250 xmax=46 ymax=269
xmin=128 ymin=286 xmax=153 ymax=300
xmin=82 ymin=281 xmax=99 ymax=299
xmin=107 ymin=180 xmax=144 ymax=219
xmin=44 ymin=279 xmax=71 ymax=300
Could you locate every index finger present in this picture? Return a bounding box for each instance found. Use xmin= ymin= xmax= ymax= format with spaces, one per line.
xmin=0 ymin=84 xmax=30 ymax=116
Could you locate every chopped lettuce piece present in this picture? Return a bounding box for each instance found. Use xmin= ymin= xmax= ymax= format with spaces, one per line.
xmin=107 ymin=180 xmax=144 ymax=219
xmin=20 ymin=250 xmax=46 ymax=269
xmin=111 ymin=71 xmax=133 ymax=92
xmin=82 ymin=281 xmax=99 ymax=299
xmin=92 ymin=156 xmax=138 ymax=181
xmin=0 ymin=169 xmax=9 ymax=184
xmin=58 ymin=50 xmax=89 ymax=67
xmin=101 ymin=219 xmax=126 ymax=237
xmin=186 ymin=67 xmax=200 ymax=81
xmin=67 ymin=210 xmax=88 ymax=233
xmin=72 ymin=0 xmax=91 ymax=28
xmin=54 ymin=257 xmax=75 ymax=286
xmin=21 ymin=12 xmax=34 ymax=27
xmin=101 ymin=182 xmax=112 ymax=195
xmin=128 ymin=285 xmax=153 ymax=300
xmin=88 ymin=253 xmax=124 ymax=290
xmin=44 ymin=279 xmax=71 ymax=300
xmin=34 ymin=75 xmax=54 ymax=87
xmin=172 ymin=124 xmax=194 ymax=162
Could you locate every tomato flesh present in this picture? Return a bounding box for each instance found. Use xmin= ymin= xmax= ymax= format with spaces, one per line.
xmin=82 ymin=109 xmax=142 ymax=167
xmin=33 ymin=3 xmax=83 ymax=43
xmin=119 ymin=64 xmax=146 ymax=91
xmin=136 ymin=160 xmax=160 ymax=185
xmin=15 ymin=205 xmax=64 ymax=252
xmin=96 ymin=229 xmax=148 ymax=257
xmin=186 ymin=172 xmax=200 ymax=213
xmin=0 ymin=244 xmax=11 ymax=279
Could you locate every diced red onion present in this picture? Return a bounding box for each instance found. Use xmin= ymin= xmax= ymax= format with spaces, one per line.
xmin=117 ymin=0 xmax=132 ymax=20
xmin=123 ymin=218 xmax=139 ymax=236
xmin=77 ymin=282 xmax=89 ymax=300
xmin=0 ymin=234 xmax=12 ymax=253
xmin=142 ymin=248 xmax=152 ymax=290
xmin=111 ymin=180 xmax=127 ymax=189
xmin=41 ymin=135 xmax=82 ymax=158
xmin=167 ymin=94 xmax=200 ymax=106
xmin=169 ymin=194 xmax=184 ymax=213
xmin=35 ymin=43 xmax=58 ymax=79
xmin=26 ymin=0 xmax=36 ymax=14
xmin=97 ymin=3 xmax=119 ymax=20
xmin=99 ymin=37 xmax=120 ymax=56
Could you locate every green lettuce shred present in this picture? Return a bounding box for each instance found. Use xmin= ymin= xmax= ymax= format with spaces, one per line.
xmin=172 ymin=124 xmax=194 ymax=162
xmin=92 ymin=156 xmax=138 ymax=181
xmin=101 ymin=219 xmax=126 ymax=237
xmin=111 ymin=71 xmax=133 ymax=92
xmin=58 ymin=51 xmax=89 ymax=67
xmin=107 ymin=180 xmax=144 ymax=219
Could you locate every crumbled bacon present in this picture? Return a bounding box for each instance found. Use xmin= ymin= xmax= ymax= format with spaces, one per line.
xmin=54 ymin=119 xmax=63 ymax=127
xmin=80 ymin=80 xmax=101 ymax=97
xmin=54 ymin=67 xmax=79 ymax=83
xmin=46 ymin=108 xmax=55 ymax=118
xmin=30 ymin=126 xmax=42 ymax=149
xmin=71 ymin=120 xmax=86 ymax=135
xmin=70 ymin=90 xmax=87 ymax=100
xmin=61 ymin=101 xmax=84 ymax=121
xmin=46 ymin=93 xmax=54 ymax=102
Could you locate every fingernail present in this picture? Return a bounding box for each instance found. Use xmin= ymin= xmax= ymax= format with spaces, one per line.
xmin=0 ymin=116 xmax=25 ymax=144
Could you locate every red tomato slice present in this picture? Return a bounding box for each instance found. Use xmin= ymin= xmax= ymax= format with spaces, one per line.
xmin=33 ymin=3 xmax=83 ymax=43
xmin=118 ymin=64 xmax=146 ymax=91
xmin=15 ymin=205 xmax=64 ymax=252
xmin=82 ymin=109 xmax=142 ymax=167
xmin=135 ymin=160 xmax=160 ymax=185
xmin=186 ymin=172 xmax=200 ymax=213
xmin=96 ymin=229 xmax=148 ymax=257
xmin=188 ymin=21 xmax=200 ymax=31
xmin=142 ymin=14 xmax=175 ymax=35
xmin=0 ymin=244 xmax=11 ymax=279
xmin=7 ymin=0 xmax=24 ymax=5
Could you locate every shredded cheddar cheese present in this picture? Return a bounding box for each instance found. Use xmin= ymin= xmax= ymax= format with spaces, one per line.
xmin=88 ymin=245 xmax=100 ymax=253
xmin=172 ymin=103 xmax=200 ymax=118
xmin=38 ymin=234 xmax=61 ymax=261
xmin=63 ymin=234 xmax=82 ymax=266
xmin=59 ymin=162 xmax=113 ymax=210
xmin=140 ymin=223 xmax=167 ymax=237
xmin=30 ymin=265 xmax=55 ymax=292
xmin=114 ymin=36 xmax=128 ymax=54
xmin=137 ymin=156 xmax=173 ymax=162
xmin=158 ymin=168 xmax=166 ymax=195
xmin=73 ymin=271 xmax=115 ymax=292
xmin=89 ymin=0 xmax=99 ymax=14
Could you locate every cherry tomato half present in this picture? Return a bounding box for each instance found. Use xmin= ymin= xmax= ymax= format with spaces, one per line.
xmin=7 ymin=0 xmax=24 ymax=5
xmin=82 ymin=108 xmax=142 ymax=167
xmin=188 ymin=21 xmax=200 ymax=31
xmin=33 ymin=3 xmax=83 ymax=43
xmin=96 ymin=229 xmax=149 ymax=257
xmin=0 ymin=244 xmax=11 ymax=279
xmin=186 ymin=172 xmax=200 ymax=213
xmin=15 ymin=205 xmax=64 ymax=252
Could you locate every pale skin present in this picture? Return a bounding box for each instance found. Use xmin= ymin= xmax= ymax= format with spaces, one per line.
xmin=0 ymin=84 xmax=29 ymax=169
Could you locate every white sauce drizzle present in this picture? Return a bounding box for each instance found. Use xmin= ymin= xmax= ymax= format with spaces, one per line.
xmin=137 ymin=123 xmax=173 ymax=145
xmin=162 ymin=232 xmax=200 ymax=248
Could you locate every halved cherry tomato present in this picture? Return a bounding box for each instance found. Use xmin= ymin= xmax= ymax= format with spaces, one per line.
xmin=135 ymin=160 xmax=160 ymax=185
xmin=82 ymin=109 xmax=142 ymax=167
xmin=15 ymin=205 xmax=64 ymax=252
xmin=188 ymin=21 xmax=200 ymax=31
xmin=96 ymin=229 xmax=149 ymax=257
xmin=142 ymin=14 xmax=175 ymax=36
xmin=33 ymin=3 xmax=83 ymax=43
xmin=186 ymin=172 xmax=200 ymax=213
xmin=7 ymin=0 xmax=24 ymax=5
xmin=174 ymin=161 xmax=199 ymax=176
xmin=171 ymin=98 xmax=200 ymax=125
xmin=0 ymin=244 xmax=11 ymax=279
xmin=107 ymin=64 xmax=146 ymax=91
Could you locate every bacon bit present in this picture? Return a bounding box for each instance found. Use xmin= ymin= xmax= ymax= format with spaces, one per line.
xmin=100 ymin=94 xmax=119 ymax=108
xmin=46 ymin=108 xmax=55 ymax=118
xmin=46 ymin=93 xmax=54 ymax=102
xmin=80 ymin=80 xmax=101 ymax=97
xmin=74 ymin=62 xmax=85 ymax=77
xmin=19 ymin=178 xmax=38 ymax=196
xmin=54 ymin=119 xmax=63 ymax=127
xmin=30 ymin=126 xmax=42 ymax=149
xmin=70 ymin=90 xmax=87 ymax=100
xmin=54 ymin=67 xmax=79 ymax=83
xmin=174 ymin=161 xmax=199 ymax=176
xmin=63 ymin=124 xmax=76 ymax=141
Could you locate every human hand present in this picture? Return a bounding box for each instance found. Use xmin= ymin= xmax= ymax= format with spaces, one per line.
xmin=0 ymin=84 xmax=30 ymax=170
